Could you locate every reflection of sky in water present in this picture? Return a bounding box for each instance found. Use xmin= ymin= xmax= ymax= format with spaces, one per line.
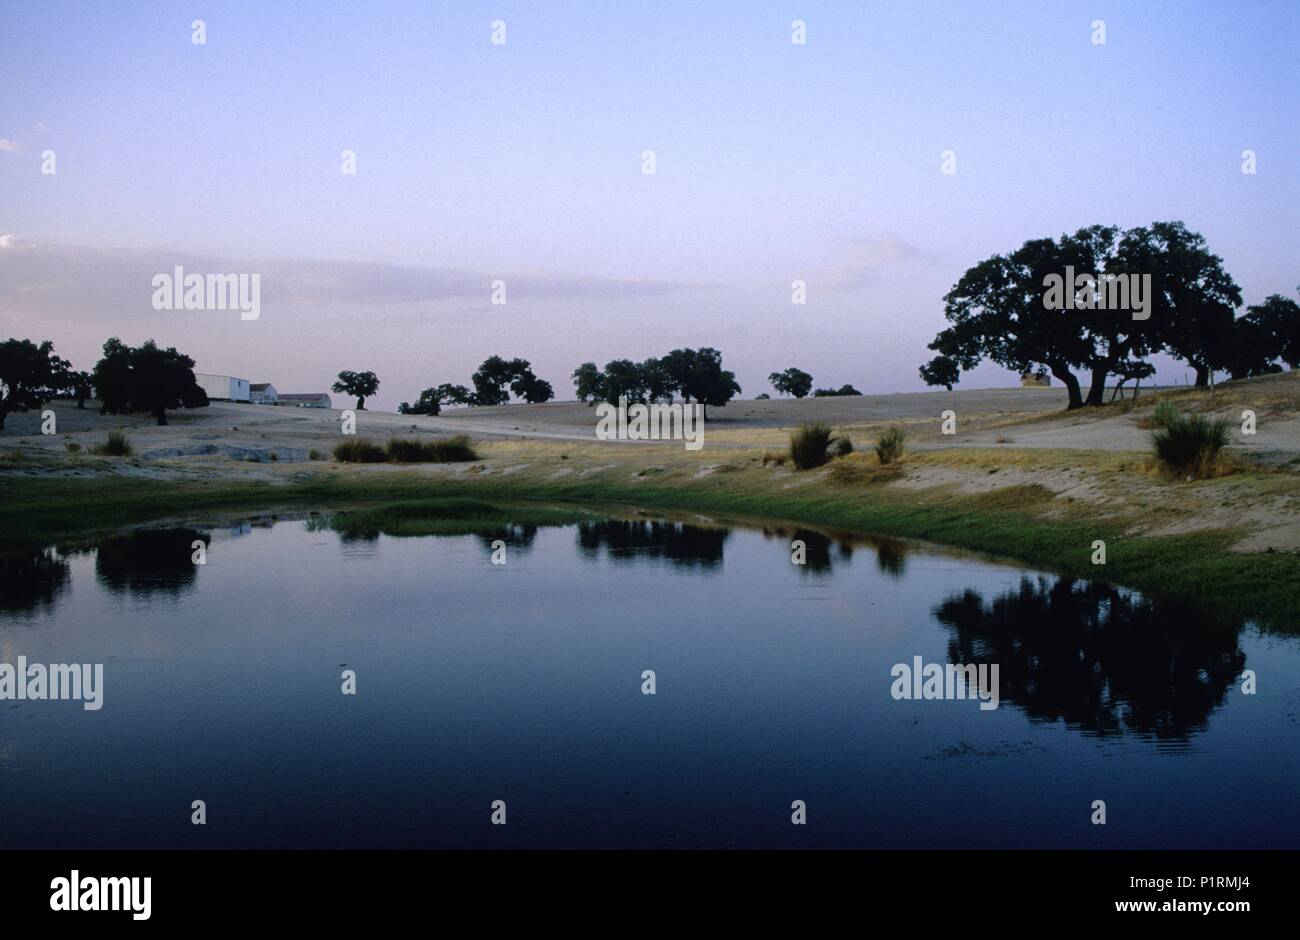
xmin=0 ymin=517 xmax=1297 ymax=849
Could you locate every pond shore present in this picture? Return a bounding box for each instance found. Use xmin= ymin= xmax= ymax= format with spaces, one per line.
xmin=3 ymin=374 xmax=1298 ymax=630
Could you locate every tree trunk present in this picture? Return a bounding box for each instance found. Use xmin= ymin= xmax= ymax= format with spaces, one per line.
xmin=1049 ymin=365 xmax=1083 ymax=410
xmin=1085 ymin=363 xmax=1111 ymax=406
xmin=76 ymin=398 xmax=85 ymax=409
xmin=1194 ymin=363 xmax=1210 ymax=387
xmin=154 ymin=408 xmax=168 ymax=426
xmin=356 ymin=398 xmax=366 ymax=410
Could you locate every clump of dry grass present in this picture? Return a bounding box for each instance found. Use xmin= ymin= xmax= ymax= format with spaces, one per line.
xmin=875 ymin=427 xmax=905 ymax=464
xmin=790 ymin=422 xmax=836 ymax=470
xmin=91 ymin=430 xmax=133 ymax=457
xmin=1151 ymin=414 xmax=1235 ymax=479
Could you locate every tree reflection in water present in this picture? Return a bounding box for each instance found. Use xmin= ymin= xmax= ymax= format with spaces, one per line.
xmin=933 ymin=576 xmax=1246 ymax=740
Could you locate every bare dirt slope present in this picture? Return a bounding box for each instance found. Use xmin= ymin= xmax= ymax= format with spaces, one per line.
xmin=3 ymin=374 xmax=1298 ymax=465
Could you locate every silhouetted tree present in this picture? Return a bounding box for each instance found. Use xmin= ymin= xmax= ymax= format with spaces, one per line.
xmin=332 ymin=370 xmax=380 ymax=410
xmin=769 ymin=367 xmax=814 ymax=398
xmin=0 ymin=337 xmax=60 ymax=430
xmin=920 ymin=222 xmax=1242 ymax=407
xmin=91 ymin=337 xmax=207 ymax=425
xmin=572 ymin=362 xmax=603 ymax=404
xmin=1110 ymin=359 xmax=1155 ymax=401
xmin=91 ymin=337 xmax=132 ymax=416
xmin=1241 ymin=292 xmax=1300 ymax=370
xmin=436 ymin=383 xmax=473 ymax=405
xmin=398 ymin=388 xmax=443 ymax=415
xmin=1115 ymin=222 xmax=1241 ymax=388
xmin=662 ymin=347 xmax=740 ymax=418
xmin=510 ymin=371 xmax=554 ymax=403
xmin=598 ymin=359 xmax=648 ymax=404
xmin=68 ymin=370 xmax=93 ymax=408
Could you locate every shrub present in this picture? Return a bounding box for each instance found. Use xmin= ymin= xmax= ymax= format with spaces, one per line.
xmin=92 ymin=430 xmax=133 ymax=457
xmin=1151 ymin=399 xmax=1180 ymax=428
xmin=308 ymin=448 xmax=324 ymax=461
xmin=875 ymin=427 xmax=905 ymax=465
xmin=333 ymin=438 xmax=387 ymax=463
xmin=65 ymin=441 xmax=81 ymax=453
xmin=1151 ymin=414 xmax=1233 ymax=477
xmin=432 ymin=436 xmax=478 ymax=462
xmin=384 ymin=435 xmax=478 ymax=463
xmin=833 ymin=436 xmax=854 ymax=457
xmin=789 ymin=422 xmax=835 ymax=470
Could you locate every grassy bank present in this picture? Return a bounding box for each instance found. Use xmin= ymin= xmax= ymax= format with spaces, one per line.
xmin=2 ymin=456 xmax=1297 ymax=632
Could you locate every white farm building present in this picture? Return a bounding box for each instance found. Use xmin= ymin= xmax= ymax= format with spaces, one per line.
xmin=250 ymin=383 xmax=278 ymax=404
xmin=195 ymin=373 xmax=251 ymax=402
xmin=279 ymin=393 xmax=333 ymax=409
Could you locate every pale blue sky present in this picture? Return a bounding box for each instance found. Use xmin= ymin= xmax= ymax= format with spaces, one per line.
xmin=2 ymin=0 xmax=1296 ymax=408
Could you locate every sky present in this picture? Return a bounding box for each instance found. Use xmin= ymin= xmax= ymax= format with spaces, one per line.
xmin=1 ymin=0 xmax=1297 ymax=410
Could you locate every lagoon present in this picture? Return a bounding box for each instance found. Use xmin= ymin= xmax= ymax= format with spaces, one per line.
xmin=1 ymin=511 xmax=1296 ymax=849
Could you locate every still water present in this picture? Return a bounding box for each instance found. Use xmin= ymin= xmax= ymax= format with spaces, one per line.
xmin=1 ymin=513 xmax=1296 ymax=848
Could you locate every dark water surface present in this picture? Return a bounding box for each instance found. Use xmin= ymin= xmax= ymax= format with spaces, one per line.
xmin=2 ymin=514 xmax=1296 ymax=848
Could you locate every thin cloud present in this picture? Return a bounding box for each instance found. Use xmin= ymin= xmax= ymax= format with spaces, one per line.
xmin=0 ymin=239 xmax=715 ymax=325
xmin=818 ymin=233 xmax=928 ymax=290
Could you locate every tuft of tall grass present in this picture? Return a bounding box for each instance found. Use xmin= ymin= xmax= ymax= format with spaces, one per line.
xmin=789 ymin=422 xmax=835 ymax=470
xmin=1151 ymin=399 xmax=1180 ymax=428
xmin=1151 ymin=414 xmax=1233 ymax=478
xmin=833 ymin=436 xmax=854 ymax=457
xmin=333 ymin=439 xmax=387 ymax=463
xmin=874 ymin=427 xmax=905 ymax=465
xmin=91 ymin=430 xmax=133 ymax=457
xmin=385 ymin=435 xmax=478 ymax=463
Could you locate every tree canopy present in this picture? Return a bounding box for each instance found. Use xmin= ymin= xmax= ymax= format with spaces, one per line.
xmin=572 ymin=347 xmax=740 ymax=417
xmin=0 ymin=338 xmax=62 ymax=430
xmin=91 ymin=337 xmax=208 ymax=425
xmin=332 ymin=370 xmax=380 ymax=410
xmin=919 ymin=222 xmax=1257 ymax=408
xmin=469 ymin=356 xmax=553 ymax=406
xmin=768 ymin=367 xmax=813 ymax=398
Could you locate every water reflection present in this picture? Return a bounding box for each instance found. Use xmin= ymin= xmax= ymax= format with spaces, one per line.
xmin=92 ymin=528 xmax=210 ymax=597
xmin=476 ymin=524 xmax=540 ymax=554
xmin=933 ymin=577 xmax=1246 ymax=740
xmin=0 ymin=548 xmax=71 ymax=617
xmin=4 ymin=518 xmax=1256 ymax=744
xmin=757 ymin=525 xmax=852 ymax=575
xmin=576 ymin=520 xmax=729 ymax=569
xmin=875 ymin=538 xmax=908 ymax=579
